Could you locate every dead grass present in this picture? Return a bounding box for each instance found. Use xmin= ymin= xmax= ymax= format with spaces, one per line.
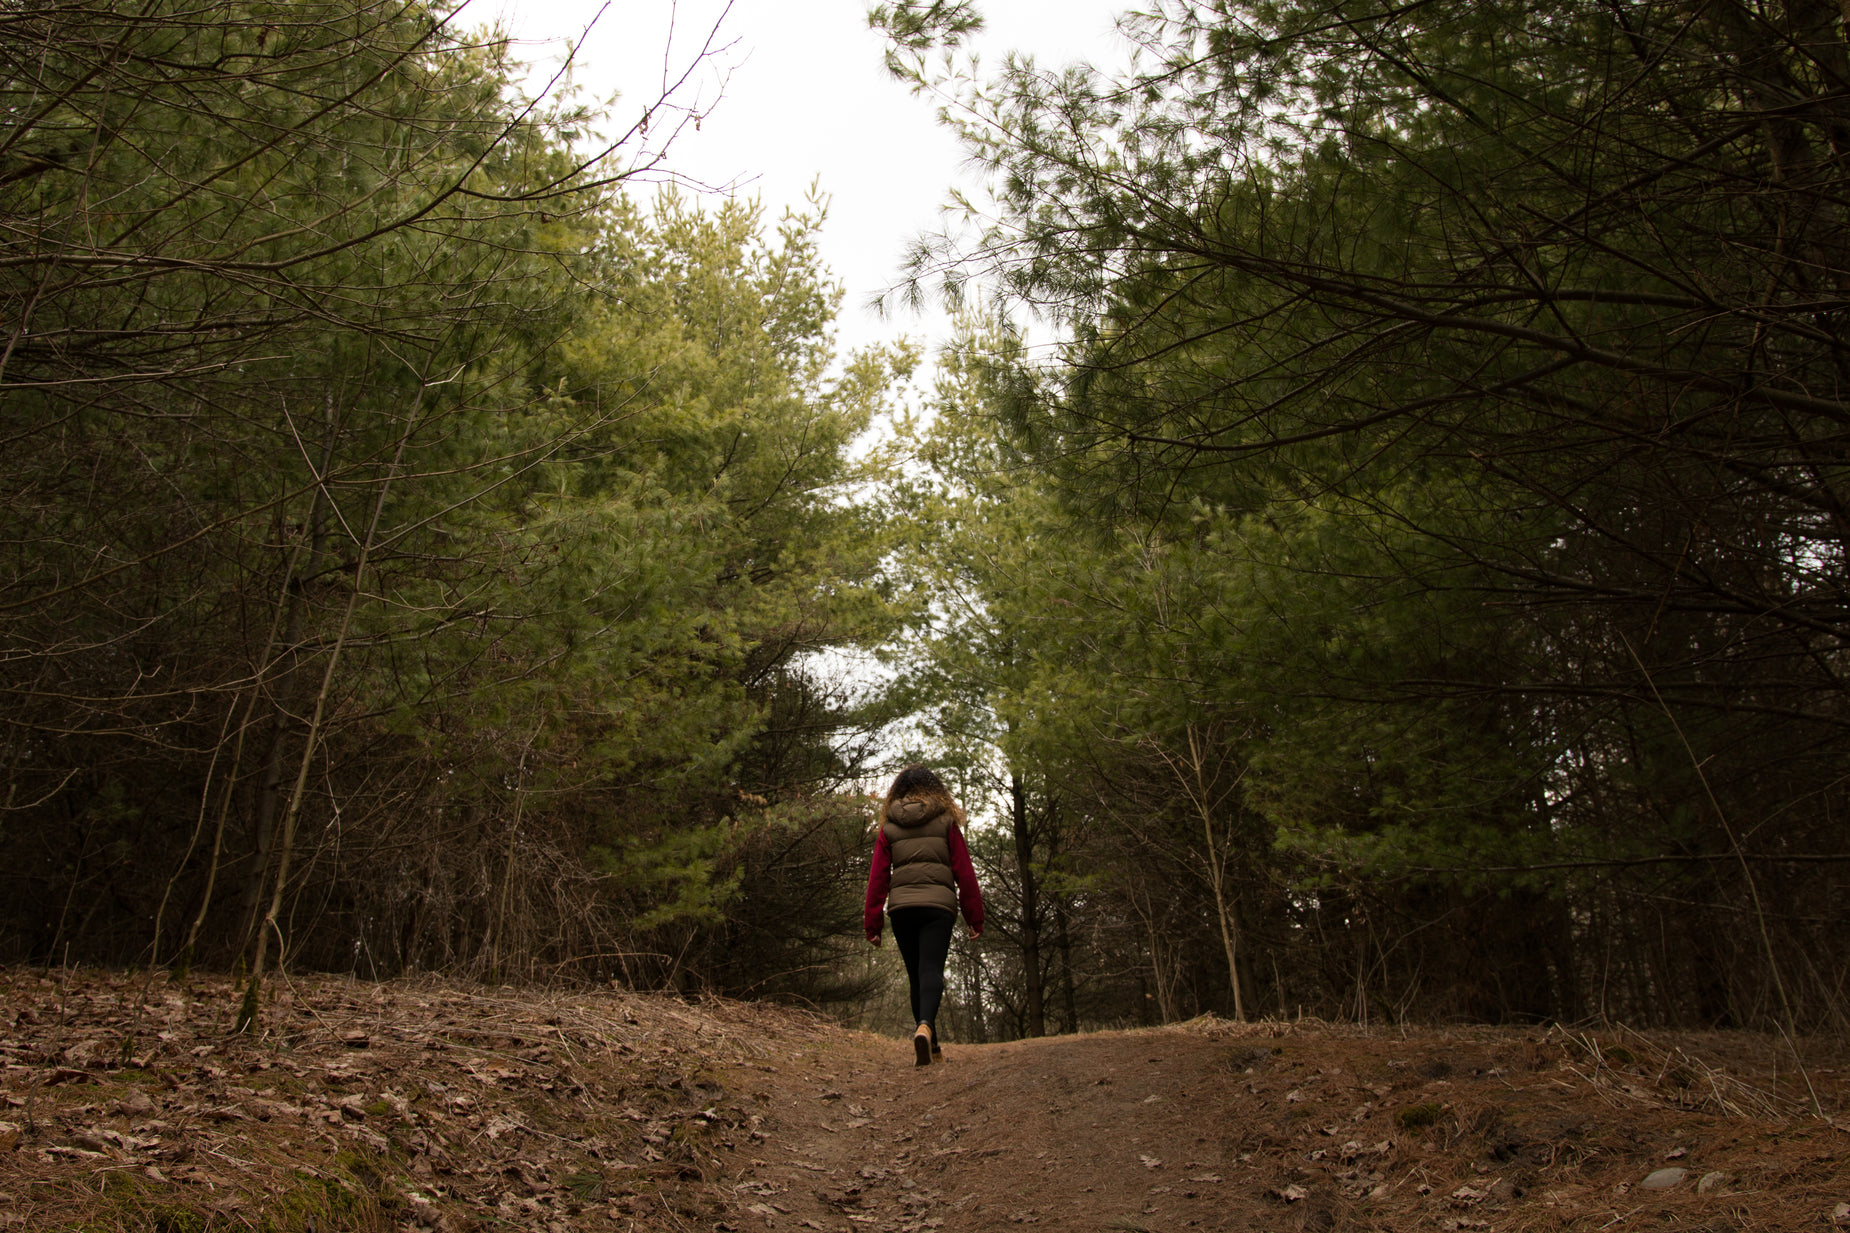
xmin=1167 ymin=1014 xmax=1850 ymax=1233
xmin=2 ymin=968 xmax=1846 ymax=1232
xmin=0 ymin=966 xmax=832 ymax=1231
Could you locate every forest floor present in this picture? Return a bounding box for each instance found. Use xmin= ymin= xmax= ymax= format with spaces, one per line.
xmin=2 ymin=969 xmax=1848 ymax=1232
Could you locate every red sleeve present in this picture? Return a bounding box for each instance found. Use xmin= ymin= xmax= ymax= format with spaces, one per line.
xmin=863 ymin=826 xmax=892 ymax=940
xmin=945 ymin=821 xmax=984 ymax=932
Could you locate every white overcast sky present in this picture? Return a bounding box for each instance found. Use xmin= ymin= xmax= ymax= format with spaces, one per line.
xmin=485 ymin=0 xmax=1132 ymax=360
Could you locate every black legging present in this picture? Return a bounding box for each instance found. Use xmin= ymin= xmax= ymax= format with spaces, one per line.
xmin=889 ymin=905 xmax=956 ymax=1036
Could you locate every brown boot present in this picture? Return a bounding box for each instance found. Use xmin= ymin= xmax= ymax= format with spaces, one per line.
xmin=913 ymin=1024 xmax=932 ymax=1067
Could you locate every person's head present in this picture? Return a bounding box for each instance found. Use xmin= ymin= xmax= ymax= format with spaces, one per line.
xmin=886 ymin=764 xmax=946 ymax=803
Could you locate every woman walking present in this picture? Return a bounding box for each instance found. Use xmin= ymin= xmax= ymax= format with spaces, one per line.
xmin=863 ymin=766 xmax=984 ymax=1065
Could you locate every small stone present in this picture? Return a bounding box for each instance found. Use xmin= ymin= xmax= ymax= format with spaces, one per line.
xmin=1697 ymin=1171 xmax=1728 ymax=1194
xmin=1832 ymin=1201 xmax=1850 ymax=1225
xmin=1641 ymin=1167 xmax=1687 ymax=1190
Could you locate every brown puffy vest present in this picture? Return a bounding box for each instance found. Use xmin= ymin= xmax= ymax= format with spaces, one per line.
xmin=882 ymin=796 xmax=957 ymax=914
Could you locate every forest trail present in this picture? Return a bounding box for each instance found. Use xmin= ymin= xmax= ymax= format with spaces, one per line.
xmin=728 ymin=1025 xmax=1257 ymax=1231
xmin=734 ymin=1018 xmax=1849 ymax=1232
xmin=2 ymin=969 xmax=1847 ymax=1232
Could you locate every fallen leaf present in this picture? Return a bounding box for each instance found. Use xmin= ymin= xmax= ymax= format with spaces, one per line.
xmin=735 ymin=1180 xmax=783 ymax=1196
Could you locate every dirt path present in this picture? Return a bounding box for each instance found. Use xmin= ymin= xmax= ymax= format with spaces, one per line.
xmin=728 ymin=1021 xmax=1850 ymax=1233
xmin=726 ymin=1027 xmax=1269 ymax=1231
xmin=2 ymin=969 xmax=1846 ymax=1232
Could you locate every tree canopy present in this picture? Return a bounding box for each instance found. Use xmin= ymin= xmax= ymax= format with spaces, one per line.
xmin=870 ymin=0 xmax=1850 ymax=1033
xmin=5 ymin=0 xmax=1848 ymax=1040
xmin=0 ymin=0 xmax=912 ymax=1014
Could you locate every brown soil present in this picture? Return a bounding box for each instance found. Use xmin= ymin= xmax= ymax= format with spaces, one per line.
xmin=2 ymin=968 xmax=1847 ymax=1231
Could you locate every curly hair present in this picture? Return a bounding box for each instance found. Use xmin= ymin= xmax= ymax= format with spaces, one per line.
xmin=885 ymin=764 xmax=947 ymax=803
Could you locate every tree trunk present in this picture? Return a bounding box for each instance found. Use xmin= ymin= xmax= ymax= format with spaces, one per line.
xmin=968 ymin=946 xmax=989 ymax=1043
xmin=232 ymin=487 xmax=328 ymax=962
xmin=1131 ymin=878 xmax=1174 ymax=1023
xmin=1055 ymin=899 xmax=1078 ymax=1033
xmin=1010 ymin=770 xmax=1045 ymax=1038
xmin=242 ymin=389 xmax=421 ymax=1029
